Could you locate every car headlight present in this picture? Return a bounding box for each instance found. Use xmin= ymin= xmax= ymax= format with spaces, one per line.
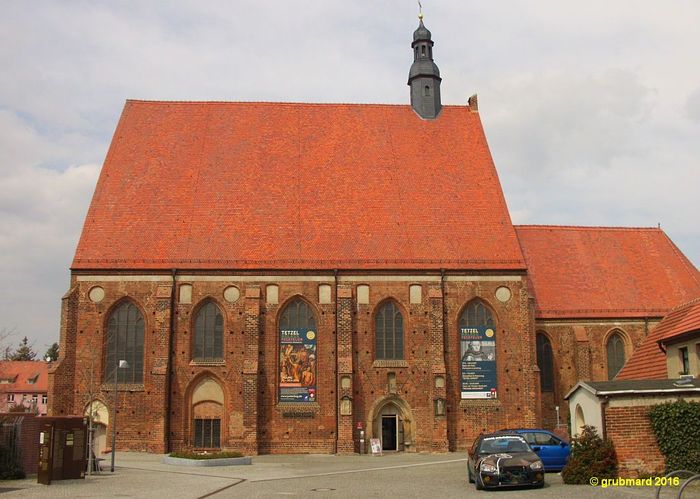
xmin=480 ymin=462 xmax=497 ymax=472
xmin=530 ymin=461 xmax=544 ymax=470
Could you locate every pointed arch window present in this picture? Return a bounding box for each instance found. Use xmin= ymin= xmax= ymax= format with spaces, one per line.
xmin=279 ymin=299 xmax=318 ymax=403
xmin=607 ymin=332 xmax=626 ymax=380
xmin=104 ymin=302 xmax=144 ymax=384
xmin=193 ymin=302 xmax=224 ymax=362
xmin=375 ymin=301 xmax=404 ymax=360
xmin=536 ymin=333 xmax=554 ymax=392
xmin=459 ymin=300 xmax=494 ymax=329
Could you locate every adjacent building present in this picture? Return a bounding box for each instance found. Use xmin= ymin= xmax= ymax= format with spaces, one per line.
xmin=0 ymin=361 xmax=49 ymax=415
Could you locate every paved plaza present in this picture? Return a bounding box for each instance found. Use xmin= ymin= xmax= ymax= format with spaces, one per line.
xmin=1 ymin=452 xmax=698 ymax=498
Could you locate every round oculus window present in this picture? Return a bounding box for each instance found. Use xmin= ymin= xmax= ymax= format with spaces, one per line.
xmin=223 ymin=286 xmax=240 ymax=303
xmin=495 ymin=286 xmax=512 ymax=303
xmin=88 ymin=286 xmax=105 ymax=303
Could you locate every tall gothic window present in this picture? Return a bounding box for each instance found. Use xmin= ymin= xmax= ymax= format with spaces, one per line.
xmin=193 ymin=302 xmax=224 ymax=362
xmin=536 ymin=333 xmax=554 ymax=392
xmin=104 ymin=301 xmax=144 ymax=384
xmin=375 ymin=301 xmax=404 ymax=360
xmin=607 ymin=332 xmax=626 ymax=380
xmin=279 ymin=298 xmax=318 ymax=403
xmin=459 ymin=300 xmax=494 ymax=329
xmin=280 ymin=299 xmax=317 ymax=331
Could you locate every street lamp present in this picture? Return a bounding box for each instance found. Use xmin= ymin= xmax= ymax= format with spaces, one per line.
xmin=110 ymin=359 xmax=129 ymax=472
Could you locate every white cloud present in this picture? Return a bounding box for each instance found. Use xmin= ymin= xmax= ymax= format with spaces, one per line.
xmin=1 ymin=1 xmax=699 ymax=348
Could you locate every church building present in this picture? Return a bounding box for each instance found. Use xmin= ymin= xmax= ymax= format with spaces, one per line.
xmin=48 ymin=17 xmax=700 ymax=455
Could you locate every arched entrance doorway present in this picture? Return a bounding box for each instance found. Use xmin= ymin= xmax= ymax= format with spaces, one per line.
xmin=84 ymin=400 xmax=109 ymax=455
xmin=367 ymin=396 xmax=416 ymax=452
xmin=189 ymin=375 xmax=225 ymax=449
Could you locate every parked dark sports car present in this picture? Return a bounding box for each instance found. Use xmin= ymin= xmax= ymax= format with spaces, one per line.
xmin=467 ymin=432 xmax=545 ymax=490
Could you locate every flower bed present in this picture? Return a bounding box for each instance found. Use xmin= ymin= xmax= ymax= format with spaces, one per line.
xmin=162 ymin=451 xmax=251 ymax=467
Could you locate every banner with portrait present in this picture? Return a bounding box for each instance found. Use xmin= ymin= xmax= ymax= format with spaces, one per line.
xmin=460 ymin=326 xmax=497 ymax=399
xmin=279 ymin=328 xmax=317 ymax=403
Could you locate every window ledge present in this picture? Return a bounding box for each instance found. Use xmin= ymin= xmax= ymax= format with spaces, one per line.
xmin=277 ymin=402 xmax=320 ymax=411
xmin=99 ymin=383 xmax=145 ymax=392
xmin=459 ymin=399 xmax=502 ymax=409
xmin=190 ymin=361 xmax=226 ymax=367
xmin=372 ymin=360 xmax=409 ymax=368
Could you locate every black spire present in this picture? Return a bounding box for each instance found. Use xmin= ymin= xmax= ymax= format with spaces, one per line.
xmin=408 ymin=14 xmax=442 ymax=119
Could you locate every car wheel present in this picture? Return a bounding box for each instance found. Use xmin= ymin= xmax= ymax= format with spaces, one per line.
xmin=475 ymin=472 xmax=484 ymax=490
xmin=468 ymin=466 xmax=474 ymax=483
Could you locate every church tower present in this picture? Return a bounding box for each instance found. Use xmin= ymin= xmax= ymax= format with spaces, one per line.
xmin=408 ymin=13 xmax=442 ymax=119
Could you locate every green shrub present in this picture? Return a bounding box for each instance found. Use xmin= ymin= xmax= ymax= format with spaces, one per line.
xmin=649 ymin=400 xmax=700 ymax=473
xmin=169 ymin=450 xmax=243 ymax=460
xmin=562 ymin=425 xmax=618 ymax=484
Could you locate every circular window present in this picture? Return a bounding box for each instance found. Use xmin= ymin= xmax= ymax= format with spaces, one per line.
xmin=223 ymin=286 xmax=240 ymax=303
xmin=495 ymin=286 xmax=512 ymax=303
xmin=88 ymin=286 xmax=105 ymax=303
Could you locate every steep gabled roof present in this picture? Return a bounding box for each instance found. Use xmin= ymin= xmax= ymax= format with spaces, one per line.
xmin=617 ymin=297 xmax=700 ymax=380
xmin=73 ymin=101 xmax=525 ymax=271
xmin=515 ymin=225 xmax=700 ymax=319
xmin=0 ymin=361 xmax=49 ymax=393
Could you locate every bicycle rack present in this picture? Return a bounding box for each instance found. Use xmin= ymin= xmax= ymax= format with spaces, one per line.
xmin=654 ymin=470 xmax=698 ymax=499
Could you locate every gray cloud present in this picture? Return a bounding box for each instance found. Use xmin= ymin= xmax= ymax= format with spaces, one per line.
xmin=687 ymin=87 xmax=700 ymax=122
xmin=1 ymin=0 xmax=699 ymax=348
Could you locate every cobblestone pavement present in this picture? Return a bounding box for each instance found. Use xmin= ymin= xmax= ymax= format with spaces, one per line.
xmin=1 ymin=452 xmax=698 ymax=498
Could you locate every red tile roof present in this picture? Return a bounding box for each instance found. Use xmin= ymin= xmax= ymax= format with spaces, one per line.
xmin=657 ymin=297 xmax=700 ymax=343
xmin=515 ymin=225 xmax=700 ymax=319
xmin=73 ymin=101 xmax=525 ymax=271
xmin=616 ymin=297 xmax=700 ymax=380
xmin=0 ymin=361 xmax=49 ymax=393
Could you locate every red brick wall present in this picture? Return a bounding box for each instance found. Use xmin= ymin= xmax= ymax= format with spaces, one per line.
xmin=534 ymin=320 xmax=656 ymax=430
xmin=444 ymin=279 xmax=537 ymax=450
xmin=54 ymin=272 xmax=661 ymax=455
xmin=604 ymin=404 xmax=665 ymax=477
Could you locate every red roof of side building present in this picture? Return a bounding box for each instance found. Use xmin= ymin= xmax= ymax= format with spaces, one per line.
xmin=616 ymin=297 xmax=700 ymax=380
xmin=0 ymin=361 xmax=49 ymax=393
xmin=72 ymin=101 xmax=525 ymax=271
xmin=515 ymin=225 xmax=700 ymax=319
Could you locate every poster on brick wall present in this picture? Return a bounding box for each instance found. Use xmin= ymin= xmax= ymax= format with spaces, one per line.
xmin=460 ymin=326 xmax=497 ymax=399
xmin=279 ymin=328 xmax=317 ymax=403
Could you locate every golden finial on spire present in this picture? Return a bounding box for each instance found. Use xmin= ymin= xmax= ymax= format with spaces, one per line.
xmin=418 ymin=1 xmax=424 ymax=20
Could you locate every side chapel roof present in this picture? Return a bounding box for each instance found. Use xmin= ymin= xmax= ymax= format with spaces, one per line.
xmin=516 ymin=225 xmax=700 ymax=319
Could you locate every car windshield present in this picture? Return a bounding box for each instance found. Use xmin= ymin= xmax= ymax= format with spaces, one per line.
xmin=478 ymin=436 xmax=530 ymax=454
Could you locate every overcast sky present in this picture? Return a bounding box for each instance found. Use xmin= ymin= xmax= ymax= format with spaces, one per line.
xmin=1 ymin=1 xmax=699 ymax=352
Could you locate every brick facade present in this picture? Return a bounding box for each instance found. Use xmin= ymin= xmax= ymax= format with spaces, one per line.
xmin=534 ymin=319 xmax=657 ymax=433
xmin=50 ymin=272 xmax=569 ymax=454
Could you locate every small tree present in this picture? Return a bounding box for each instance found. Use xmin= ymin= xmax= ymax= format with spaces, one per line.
xmin=44 ymin=342 xmax=60 ymax=362
xmin=1 ymin=327 xmax=16 ymax=360
xmin=9 ymin=337 xmax=37 ymax=361
xmin=562 ymin=425 xmax=618 ymax=484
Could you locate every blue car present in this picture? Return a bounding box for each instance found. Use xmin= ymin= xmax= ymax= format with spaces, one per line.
xmin=503 ymin=429 xmax=570 ymax=471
